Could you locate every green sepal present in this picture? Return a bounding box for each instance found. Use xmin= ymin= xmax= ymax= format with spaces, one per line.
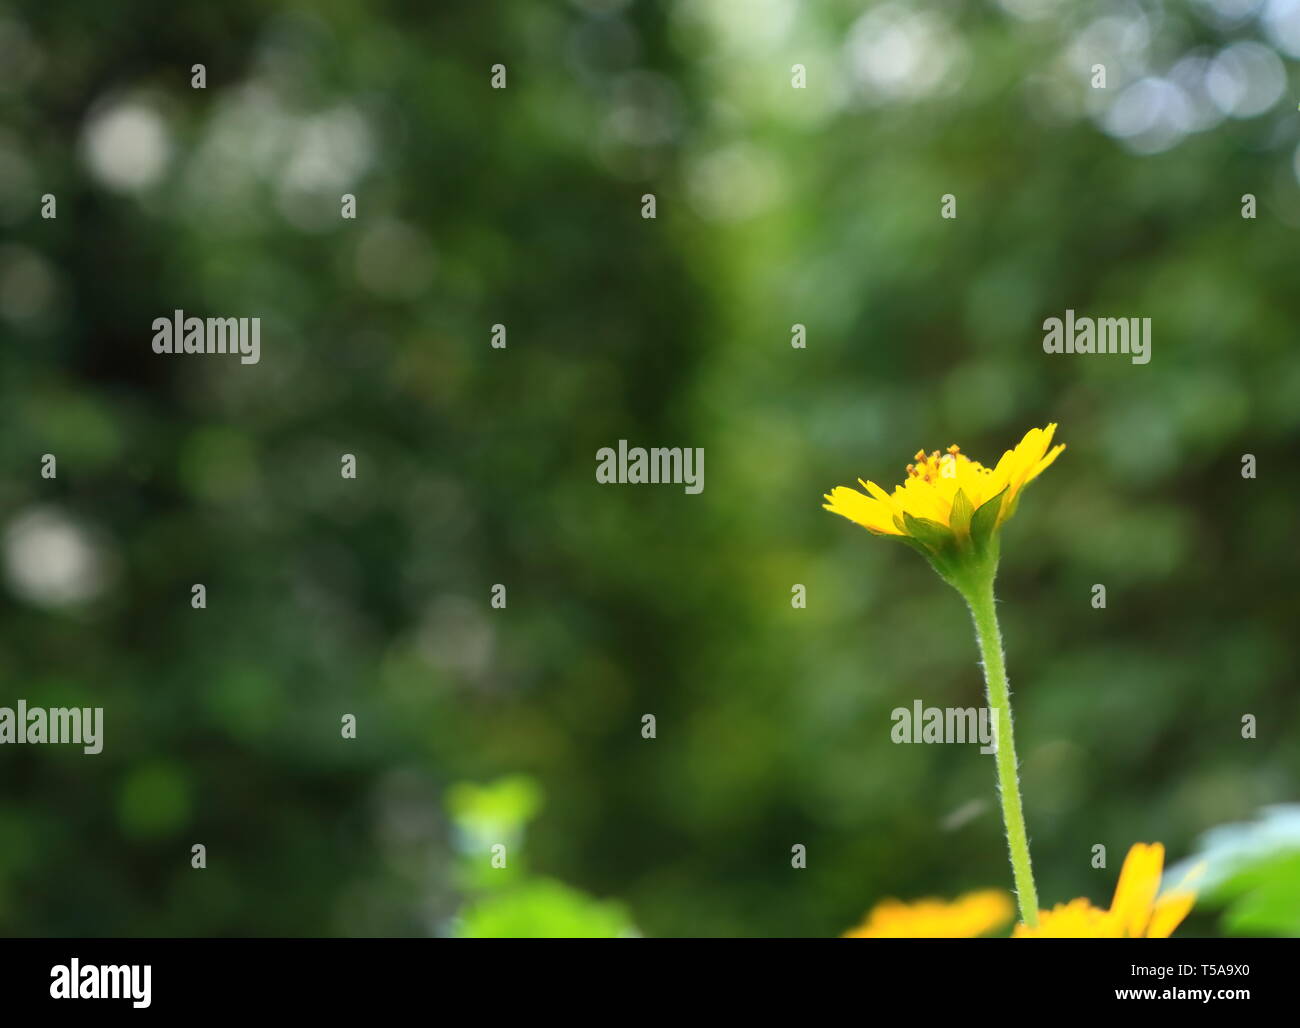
xmin=897 ymin=513 xmax=962 ymax=583
xmin=902 ymin=512 xmax=956 ymax=553
xmin=896 ymin=535 xmax=934 ymax=560
xmin=970 ymin=486 xmax=1007 ymax=554
xmin=948 ymin=488 xmax=974 ymax=540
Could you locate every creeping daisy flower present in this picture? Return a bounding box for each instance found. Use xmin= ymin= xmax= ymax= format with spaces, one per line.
xmin=1013 ymin=843 xmax=1200 ymax=938
xmin=823 ymin=424 xmax=1064 ymax=574
xmin=824 ymin=424 xmax=1067 ymax=926
xmin=843 ymin=890 xmax=1014 ymax=938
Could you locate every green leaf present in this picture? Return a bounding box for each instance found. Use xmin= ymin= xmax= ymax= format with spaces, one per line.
xmin=458 ymin=878 xmax=637 ymax=938
xmin=1175 ymin=805 xmax=1300 ymax=938
xmin=1216 ymin=853 xmax=1300 ymax=937
xmin=447 ymin=775 xmax=544 ymax=842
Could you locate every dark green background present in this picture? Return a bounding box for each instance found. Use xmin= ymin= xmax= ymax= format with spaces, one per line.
xmin=1 ymin=0 xmax=1297 ymax=936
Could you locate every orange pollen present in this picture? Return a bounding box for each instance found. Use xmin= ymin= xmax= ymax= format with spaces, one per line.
xmin=903 ymin=444 xmax=981 ymax=482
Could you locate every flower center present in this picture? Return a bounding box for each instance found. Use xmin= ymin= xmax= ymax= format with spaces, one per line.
xmin=905 ymin=445 xmax=989 ymax=484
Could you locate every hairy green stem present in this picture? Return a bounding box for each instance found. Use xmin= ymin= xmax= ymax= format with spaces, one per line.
xmin=962 ymin=575 xmax=1039 ymax=928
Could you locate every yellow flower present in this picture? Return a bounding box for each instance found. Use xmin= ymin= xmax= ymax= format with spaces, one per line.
xmin=823 ymin=423 xmax=1065 ymax=541
xmin=1013 ymin=842 xmax=1199 ymax=938
xmin=843 ymin=890 xmax=1013 ymax=938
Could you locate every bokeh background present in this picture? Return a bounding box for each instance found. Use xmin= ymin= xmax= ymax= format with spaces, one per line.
xmin=1 ymin=0 xmax=1299 ymax=937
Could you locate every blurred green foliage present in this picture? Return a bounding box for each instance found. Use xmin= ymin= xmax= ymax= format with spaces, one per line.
xmin=1172 ymin=805 xmax=1300 ymax=937
xmin=448 ymin=777 xmax=635 ymax=937
xmin=0 ymin=0 xmax=1297 ymax=937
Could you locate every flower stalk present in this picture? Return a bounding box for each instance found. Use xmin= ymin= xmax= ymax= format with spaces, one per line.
xmin=955 ymin=555 xmax=1039 ymax=928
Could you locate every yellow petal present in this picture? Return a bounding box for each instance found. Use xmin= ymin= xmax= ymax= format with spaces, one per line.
xmin=823 ymin=487 xmax=901 ymax=535
xmin=1146 ymin=889 xmax=1196 ymax=938
xmin=1109 ymin=843 xmax=1165 ymax=937
xmin=1025 ymin=443 xmax=1066 ymax=484
xmin=894 ymin=479 xmax=951 ymax=524
xmin=862 ymin=479 xmax=902 ymax=517
xmin=845 ymin=890 xmax=1013 ymax=938
xmin=1145 ymin=860 xmax=1205 ymax=938
xmin=1013 ymin=898 xmax=1120 ymax=938
xmin=1005 ymin=424 xmax=1055 ymax=498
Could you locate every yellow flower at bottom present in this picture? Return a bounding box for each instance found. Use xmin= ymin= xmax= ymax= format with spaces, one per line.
xmin=1013 ymin=842 xmax=1200 ymax=938
xmin=843 ymin=890 xmax=1013 ymax=938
